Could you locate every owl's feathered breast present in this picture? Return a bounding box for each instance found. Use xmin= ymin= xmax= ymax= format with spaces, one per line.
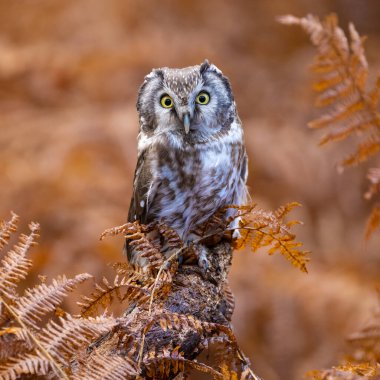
xmin=128 ymin=119 xmax=247 ymax=239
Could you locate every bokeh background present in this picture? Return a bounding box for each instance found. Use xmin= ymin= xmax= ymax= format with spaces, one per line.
xmin=1 ymin=1 xmax=380 ymax=379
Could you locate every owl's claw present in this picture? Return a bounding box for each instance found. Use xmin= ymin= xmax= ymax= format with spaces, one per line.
xmin=197 ymin=245 xmax=210 ymax=272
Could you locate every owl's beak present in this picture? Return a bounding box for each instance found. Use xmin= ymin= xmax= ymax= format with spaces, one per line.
xmin=183 ymin=113 xmax=191 ymax=134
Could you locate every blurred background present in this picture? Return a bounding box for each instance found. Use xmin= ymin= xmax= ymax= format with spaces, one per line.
xmin=1 ymin=1 xmax=380 ymax=379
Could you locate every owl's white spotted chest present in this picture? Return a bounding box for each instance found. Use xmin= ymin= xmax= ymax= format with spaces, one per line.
xmin=149 ymin=138 xmax=244 ymax=239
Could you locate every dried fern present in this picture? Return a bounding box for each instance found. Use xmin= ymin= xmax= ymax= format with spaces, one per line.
xmin=229 ymin=202 xmax=309 ymax=272
xmin=101 ymin=221 xmax=164 ymax=271
xmin=0 ymin=213 xmax=137 ymax=380
xmin=39 ymin=314 xmax=117 ymax=365
xmin=72 ymin=350 xmax=137 ymax=380
xmin=79 ymin=274 xmax=151 ymax=317
xmin=279 ymin=13 xmax=380 ymax=168
xmin=0 ymin=353 xmax=52 ymax=380
xmin=307 ymin=362 xmax=379 ymax=379
xmin=0 ymin=220 xmax=39 ymax=300
xmin=144 ymin=346 xmax=224 ymax=380
xmin=0 ymin=211 xmax=19 ymax=251
xmin=15 ymin=274 xmax=91 ymax=330
xmin=150 ymin=312 xmax=236 ymax=355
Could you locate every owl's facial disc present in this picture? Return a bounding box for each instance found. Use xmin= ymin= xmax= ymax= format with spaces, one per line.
xmin=137 ymin=62 xmax=234 ymax=142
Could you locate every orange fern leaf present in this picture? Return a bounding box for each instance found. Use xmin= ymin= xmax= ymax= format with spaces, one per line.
xmin=39 ymin=314 xmax=117 ymax=365
xmin=231 ymin=203 xmax=310 ymax=272
xmin=0 ymin=212 xmax=19 ymax=251
xmin=279 ymin=13 xmax=380 ymax=169
xmin=307 ymin=362 xmax=379 ymax=379
xmin=144 ymin=345 xmax=223 ymax=380
xmin=78 ymin=275 xmax=150 ymax=317
xmin=15 ymin=273 xmax=92 ymax=329
xmin=0 ymin=221 xmax=39 ymax=300
xmin=72 ymin=350 xmax=138 ymax=380
xmin=0 ymin=353 xmax=53 ymax=379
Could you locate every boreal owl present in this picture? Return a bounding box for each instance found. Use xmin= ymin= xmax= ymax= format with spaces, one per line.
xmin=126 ymin=60 xmax=248 ymax=267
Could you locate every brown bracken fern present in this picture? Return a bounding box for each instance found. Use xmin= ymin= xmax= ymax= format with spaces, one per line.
xmin=0 ymin=212 xmax=137 ymax=379
xmin=228 ymin=202 xmax=309 ymax=273
xmin=279 ymin=13 xmax=380 ymax=239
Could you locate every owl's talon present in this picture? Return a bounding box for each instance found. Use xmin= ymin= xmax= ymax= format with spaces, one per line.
xmin=197 ymin=246 xmax=210 ymax=271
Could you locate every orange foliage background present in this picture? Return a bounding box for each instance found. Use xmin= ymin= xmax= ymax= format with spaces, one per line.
xmin=1 ymin=1 xmax=380 ymax=379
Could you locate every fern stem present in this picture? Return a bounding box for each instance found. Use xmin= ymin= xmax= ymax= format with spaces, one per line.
xmin=0 ymin=296 xmax=69 ymax=380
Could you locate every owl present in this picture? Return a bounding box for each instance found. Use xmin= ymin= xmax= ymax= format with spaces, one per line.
xmin=126 ymin=60 xmax=248 ymax=267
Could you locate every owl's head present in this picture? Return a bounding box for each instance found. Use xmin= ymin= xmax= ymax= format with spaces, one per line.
xmin=136 ymin=60 xmax=236 ymax=142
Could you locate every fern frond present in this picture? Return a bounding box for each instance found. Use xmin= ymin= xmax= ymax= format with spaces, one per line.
xmin=111 ymin=261 xmax=144 ymax=276
xmin=0 ymin=353 xmax=52 ymax=379
xmin=230 ymin=203 xmax=310 ymax=272
xmin=279 ymin=14 xmax=380 ymax=168
xmin=154 ymin=312 xmax=237 ymax=346
xmin=39 ymin=314 xmax=117 ymax=365
xmin=78 ymin=275 xmax=150 ymax=317
xmin=0 ymin=212 xmax=19 ymax=251
xmin=39 ymin=315 xmax=116 ymax=365
xmin=0 ymin=296 xmax=69 ymax=379
xmin=99 ymin=221 xmax=144 ymax=241
xmin=129 ymin=233 xmax=164 ymax=271
xmin=0 ymin=221 xmax=39 ymax=300
xmin=15 ymin=273 xmax=92 ymax=329
xmin=101 ymin=221 xmax=165 ymax=271
xmin=307 ymin=362 xmax=379 ymax=379
xmin=72 ymin=350 xmax=138 ymax=380
xmin=156 ymin=222 xmax=183 ymax=249
xmin=12 ymin=327 xmax=35 ymax=350
xmin=144 ymin=345 xmax=223 ymax=380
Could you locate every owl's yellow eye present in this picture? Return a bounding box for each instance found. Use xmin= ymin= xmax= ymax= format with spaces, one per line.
xmin=196 ymin=91 xmax=210 ymax=105
xmin=160 ymin=95 xmax=173 ymax=108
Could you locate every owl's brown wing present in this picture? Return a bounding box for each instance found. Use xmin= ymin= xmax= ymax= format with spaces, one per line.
xmin=127 ymin=149 xmax=154 ymax=224
xmin=125 ymin=148 xmax=157 ymax=261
